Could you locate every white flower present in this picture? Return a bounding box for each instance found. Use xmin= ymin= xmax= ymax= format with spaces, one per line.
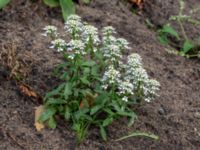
xmin=67 ymin=40 xmax=86 ymax=58
xmin=102 ymin=36 xmax=116 ymax=45
xmin=122 ymin=96 xmax=128 ymax=102
xmin=102 ymin=84 xmax=108 ymax=90
xmin=67 ymin=15 xmax=81 ymax=21
xmin=125 ymin=67 xmax=148 ymax=84
xmin=50 ymin=39 xmax=67 ymax=52
xmin=126 ymin=53 xmax=142 ymax=68
xmin=123 ymin=53 xmax=160 ymax=102
xmin=143 ymin=79 xmax=160 ymax=102
xmin=102 ymin=65 xmax=121 ymax=85
xmin=101 ymin=44 xmax=122 ymax=61
xmin=118 ymin=80 xmax=134 ymax=95
xmin=116 ymin=38 xmax=131 ymax=50
xmin=42 ymin=25 xmax=58 ymax=37
xmin=81 ymin=25 xmax=100 ymax=46
xmin=64 ymin=15 xmax=83 ymax=35
xmin=102 ymin=26 xmax=116 ymax=36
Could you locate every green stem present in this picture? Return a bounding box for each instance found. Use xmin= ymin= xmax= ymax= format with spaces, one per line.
xmin=178 ymin=19 xmax=188 ymax=41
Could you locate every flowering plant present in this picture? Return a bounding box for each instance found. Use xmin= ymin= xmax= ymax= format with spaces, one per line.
xmin=39 ymin=15 xmax=160 ymax=143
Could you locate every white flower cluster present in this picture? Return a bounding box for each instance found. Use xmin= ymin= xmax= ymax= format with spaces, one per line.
xmin=101 ymin=26 xmax=130 ymax=62
xmin=43 ymin=15 xmax=100 ymax=59
xmin=116 ymin=38 xmax=130 ymax=50
xmin=102 ymin=53 xmax=160 ymax=102
xmin=43 ymin=15 xmax=160 ymax=103
xmin=67 ymin=39 xmax=86 ymax=59
xmin=124 ymin=54 xmax=160 ymax=102
xmin=64 ymin=15 xmax=83 ymax=37
xmin=82 ymin=25 xmax=100 ymax=47
xmin=42 ymin=25 xmax=58 ymax=37
xmin=50 ymin=39 xmax=67 ymax=52
xmin=102 ymin=26 xmax=116 ymax=36
xmin=102 ymin=65 xmax=121 ymax=88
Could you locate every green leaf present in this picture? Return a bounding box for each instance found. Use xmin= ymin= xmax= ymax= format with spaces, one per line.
xmin=90 ymin=105 xmax=102 ymax=115
xmin=0 ymin=0 xmax=10 ymax=9
xmin=182 ymin=40 xmax=194 ymax=53
xmin=43 ymin=0 xmax=59 ymax=7
xmin=159 ymin=24 xmax=179 ymax=39
xmin=83 ymin=67 xmax=90 ymax=75
xmin=100 ymin=126 xmax=107 ymax=141
xmin=158 ymin=34 xmax=168 ymax=45
xmin=59 ymin=0 xmax=75 ymax=21
xmin=75 ymin=109 xmax=90 ymax=120
xmin=128 ymin=113 xmax=137 ymax=127
xmin=64 ymin=106 xmax=70 ymax=120
xmin=48 ymin=116 xmax=57 ymax=129
xmin=64 ymin=82 xmax=72 ymax=99
xmin=39 ymin=107 xmax=56 ymax=122
xmin=82 ymin=60 xmax=96 ymax=67
xmin=117 ymin=111 xmax=134 ymax=117
xmin=103 ymin=117 xmax=113 ymax=127
xmin=80 ymin=77 xmax=90 ymax=85
xmin=94 ymin=92 xmax=109 ymax=105
xmin=45 ymin=83 xmax=65 ymax=100
xmin=91 ymin=66 xmax=98 ymax=76
xmin=81 ymin=114 xmax=93 ymax=121
xmin=103 ymin=108 xmax=114 ymax=115
xmin=115 ymin=131 xmax=159 ymax=141
xmin=46 ymin=98 xmax=67 ymax=105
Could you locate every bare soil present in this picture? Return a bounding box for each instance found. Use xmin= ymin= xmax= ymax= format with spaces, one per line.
xmin=0 ymin=0 xmax=200 ymax=149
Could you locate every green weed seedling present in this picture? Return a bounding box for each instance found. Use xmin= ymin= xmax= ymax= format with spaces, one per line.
xmin=158 ymin=0 xmax=200 ymax=58
xmin=39 ymin=15 xmax=160 ymax=143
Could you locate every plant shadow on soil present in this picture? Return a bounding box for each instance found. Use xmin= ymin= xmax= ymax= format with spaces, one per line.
xmin=0 ymin=0 xmax=200 ymax=149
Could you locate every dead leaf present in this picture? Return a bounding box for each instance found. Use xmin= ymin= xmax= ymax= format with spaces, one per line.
xmin=18 ymin=83 xmax=38 ymax=98
xmin=34 ymin=105 xmax=45 ymax=131
xmin=130 ymin=0 xmax=142 ymax=6
xmin=80 ymin=93 xmax=98 ymax=109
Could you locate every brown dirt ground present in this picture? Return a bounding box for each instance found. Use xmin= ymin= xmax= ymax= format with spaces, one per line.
xmin=0 ymin=0 xmax=200 ymax=149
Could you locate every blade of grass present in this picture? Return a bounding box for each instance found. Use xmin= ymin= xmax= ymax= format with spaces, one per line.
xmin=115 ymin=131 xmax=159 ymax=141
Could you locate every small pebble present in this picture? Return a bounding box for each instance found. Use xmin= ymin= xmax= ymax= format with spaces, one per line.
xmin=158 ymin=107 xmax=166 ymax=115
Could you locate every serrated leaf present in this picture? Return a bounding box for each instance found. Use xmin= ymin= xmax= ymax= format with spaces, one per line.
xmin=0 ymin=0 xmax=10 ymax=9
xmin=103 ymin=117 xmax=113 ymax=127
xmin=43 ymin=0 xmax=59 ymax=7
xmin=182 ymin=40 xmax=194 ymax=53
xmin=48 ymin=116 xmax=57 ymax=129
xmin=60 ymin=0 xmax=75 ymax=21
xmin=100 ymin=126 xmax=107 ymax=141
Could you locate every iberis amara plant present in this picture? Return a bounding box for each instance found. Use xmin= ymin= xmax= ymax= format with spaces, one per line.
xmin=40 ymin=15 xmax=160 ymax=143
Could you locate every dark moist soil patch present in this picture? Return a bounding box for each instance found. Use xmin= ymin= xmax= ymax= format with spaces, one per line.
xmin=1 ymin=0 xmax=200 ymax=149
